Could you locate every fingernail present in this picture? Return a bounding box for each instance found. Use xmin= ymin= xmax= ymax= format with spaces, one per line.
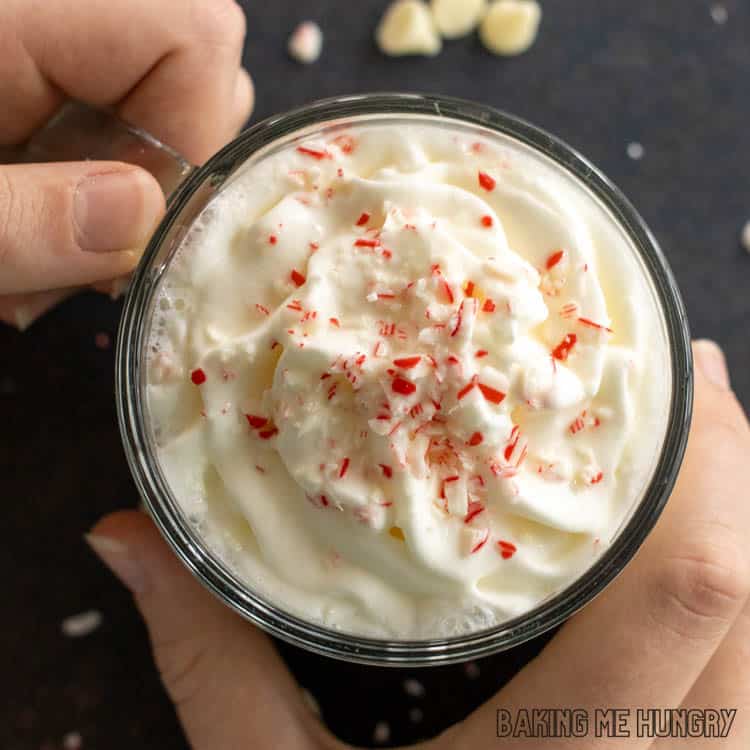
xmin=694 ymin=339 xmax=730 ymax=390
xmin=73 ymin=169 xmax=164 ymax=253
xmin=85 ymin=533 xmax=148 ymax=594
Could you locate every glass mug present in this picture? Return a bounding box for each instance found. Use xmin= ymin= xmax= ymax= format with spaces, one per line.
xmin=23 ymin=94 xmax=693 ymax=666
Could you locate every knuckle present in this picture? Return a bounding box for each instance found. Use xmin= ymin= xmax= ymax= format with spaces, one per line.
xmin=188 ymin=0 xmax=246 ymax=51
xmin=651 ymin=536 xmax=750 ymax=639
xmin=0 ymin=169 xmax=19 ymax=269
xmin=151 ymin=635 xmax=215 ymax=708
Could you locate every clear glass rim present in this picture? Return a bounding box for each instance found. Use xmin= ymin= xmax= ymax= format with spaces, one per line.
xmin=116 ymin=93 xmax=693 ymax=667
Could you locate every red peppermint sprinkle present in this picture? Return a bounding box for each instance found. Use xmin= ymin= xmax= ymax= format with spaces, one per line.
xmin=590 ymin=471 xmax=604 ymax=484
xmin=504 ymin=425 xmax=520 ymax=461
xmin=545 ymin=249 xmax=564 ymax=269
xmin=471 ymin=529 xmax=490 ymax=554
xmin=498 ymin=540 xmax=517 ymax=559
xmin=392 ymin=377 xmax=417 ymax=396
xmin=450 ymin=301 xmax=464 ymax=337
xmin=475 ymin=349 xmax=488 ymax=358
xmin=378 ymin=464 xmax=393 ymax=479
xmin=269 ymin=234 xmax=278 ymax=245
xmin=245 ymin=414 xmax=268 ymax=429
xmin=381 ymin=249 xmax=392 ymax=260
xmin=329 ymin=318 xmax=341 ymax=328
xmin=441 ymin=279 xmax=455 ymax=304
xmin=456 ymin=378 xmax=476 ymax=400
xmin=578 ymin=317 xmax=613 ymax=332
xmin=190 ymin=368 xmax=206 ymax=385
xmin=464 ymin=280 xmax=475 ymax=297
xmin=482 ymin=298 xmax=496 ymax=313
xmin=393 ymin=356 xmax=421 ymax=369
xmin=290 ymin=269 xmax=306 ymax=287
xmin=467 ymin=431 xmax=484 ymax=447
xmin=339 ymin=457 xmax=350 ymax=478
xmin=481 ymin=215 xmax=493 ymax=228
xmin=569 ymin=412 xmax=586 ymax=435
xmin=258 ymin=427 xmax=278 ymax=440
xmin=356 ymin=212 xmax=370 ymax=226
xmin=255 ymin=303 xmax=270 ymax=316
xmin=552 ymin=333 xmax=577 ymax=361
xmin=478 ymin=171 xmax=496 ymax=191
xmin=440 ymin=475 xmax=459 ymax=499
xmin=297 ymin=145 xmax=329 ymax=160
xmin=478 ymin=382 xmax=506 ymax=405
xmin=332 ymin=134 xmax=355 ymax=154
xmin=464 ymin=501 xmax=485 ymax=524
xmin=355 ymin=238 xmax=379 ymax=248
xmin=309 ymin=242 xmax=320 ymax=252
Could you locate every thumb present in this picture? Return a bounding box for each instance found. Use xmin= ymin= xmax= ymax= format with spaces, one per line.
xmin=0 ymin=162 xmax=164 ymax=295
xmin=86 ymin=511 xmax=331 ymax=750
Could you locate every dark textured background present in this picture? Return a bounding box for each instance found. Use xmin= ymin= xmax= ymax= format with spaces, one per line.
xmin=3 ymin=1 xmax=749 ymax=748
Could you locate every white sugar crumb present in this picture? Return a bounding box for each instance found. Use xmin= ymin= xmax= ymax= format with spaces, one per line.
xmin=627 ymin=142 xmax=645 ymax=160
xmin=403 ymin=677 xmax=426 ymax=697
xmin=61 ymin=610 xmax=102 ymax=638
xmin=63 ymin=731 xmax=83 ymax=749
xmin=373 ymin=720 xmax=391 ymax=744
xmin=710 ymin=4 xmax=728 ymax=24
xmin=301 ymin=688 xmax=321 ymax=716
xmin=741 ymin=220 xmax=750 ymax=254
xmin=409 ymin=706 xmax=424 ymax=723
xmin=288 ymin=21 xmax=323 ymax=64
xmin=464 ymin=660 xmax=481 ymax=678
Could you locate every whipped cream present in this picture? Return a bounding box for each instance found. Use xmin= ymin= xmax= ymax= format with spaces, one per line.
xmin=147 ymin=120 xmax=671 ymax=638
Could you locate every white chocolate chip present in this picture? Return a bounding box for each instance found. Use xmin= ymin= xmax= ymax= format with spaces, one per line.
xmin=741 ymin=220 xmax=750 ymax=254
xmin=288 ymin=21 xmax=323 ymax=64
xmin=430 ymin=0 xmax=487 ymax=39
xmin=479 ymin=0 xmax=541 ymax=56
xmin=376 ymin=0 xmax=442 ymax=57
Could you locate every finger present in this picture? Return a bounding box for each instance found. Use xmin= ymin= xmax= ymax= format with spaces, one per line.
xmin=228 ymin=68 xmax=255 ymax=136
xmin=654 ymin=343 xmax=750 ymax=749
xmin=0 ymin=287 xmax=78 ymax=330
xmin=117 ymin=0 xmax=247 ymax=162
xmin=441 ymin=341 xmax=750 ymax=750
xmin=5 ymin=0 xmax=247 ymax=162
xmin=86 ymin=511 xmax=338 ymax=750
xmin=654 ymin=612 xmax=750 ymax=748
xmin=0 ymin=162 xmax=164 ymax=295
xmin=90 ymin=276 xmax=130 ymax=300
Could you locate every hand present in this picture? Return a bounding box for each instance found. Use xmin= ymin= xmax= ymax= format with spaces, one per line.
xmin=87 ymin=340 xmax=750 ymax=749
xmin=0 ymin=0 xmax=253 ymax=328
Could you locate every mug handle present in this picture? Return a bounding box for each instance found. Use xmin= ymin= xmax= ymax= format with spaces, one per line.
xmin=1 ymin=100 xmax=195 ymax=201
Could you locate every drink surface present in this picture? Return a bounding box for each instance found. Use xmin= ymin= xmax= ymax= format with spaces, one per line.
xmin=147 ymin=120 xmax=670 ymax=638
